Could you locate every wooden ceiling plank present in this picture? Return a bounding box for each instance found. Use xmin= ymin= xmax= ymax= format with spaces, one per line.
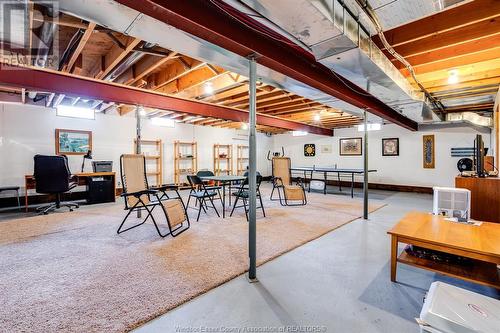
xmin=415 ymin=58 xmax=500 ymax=83
xmin=373 ymin=0 xmax=500 ymax=48
xmin=391 ymin=19 xmax=500 ymax=58
xmin=155 ymin=65 xmax=226 ymax=94
xmin=395 ymin=35 xmax=500 ymax=69
xmin=223 ymin=89 xmax=285 ymax=107
xmin=65 ymin=22 xmax=97 ymax=73
xmin=180 ymin=73 xmax=247 ymax=99
xmin=128 ymin=52 xmax=177 ymax=86
xmin=402 ymin=47 xmax=500 ymax=76
xmin=425 ymin=77 xmax=500 ymax=93
xmin=95 ymin=37 xmax=141 ymax=80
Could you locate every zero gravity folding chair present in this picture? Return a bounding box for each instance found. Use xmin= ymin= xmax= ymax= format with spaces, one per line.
xmin=118 ymin=154 xmax=190 ymax=238
xmin=270 ymin=157 xmax=307 ymax=206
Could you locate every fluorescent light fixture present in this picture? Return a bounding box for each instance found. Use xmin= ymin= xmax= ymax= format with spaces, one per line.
xmin=313 ymin=113 xmax=321 ymax=121
xmin=204 ymin=82 xmax=214 ymax=95
xmin=292 ymin=130 xmax=308 ymax=136
xmin=151 ymin=117 xmax=175 ymax=128
xmin=357 ymin=123 xmax=381 ymax=132
xmin=56 ymin=105 xmax=95 ymax=120
xmin=448 ymin=69 xmax=459 ymax=84
xmin=241 ymin=123 xmax=248 ymax=130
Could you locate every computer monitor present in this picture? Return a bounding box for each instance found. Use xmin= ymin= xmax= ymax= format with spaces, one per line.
xmin=474 ymin=134 xmax=486 ymax=178
xmin=92 ymin=161 xmax=113 ymax=173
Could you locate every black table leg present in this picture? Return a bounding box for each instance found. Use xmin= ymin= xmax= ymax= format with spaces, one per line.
xmin=351 ymin=173 xmax=354 ymax=198
xmin=304 ymin=171 xmax=312 ymax=193
xmin=323 ymin=172 xmax=327 ymax=195
xmin=222 ymin=183 xmax=226 ymax=218
xmin=338 ymin=173 xmax=342 ymax=191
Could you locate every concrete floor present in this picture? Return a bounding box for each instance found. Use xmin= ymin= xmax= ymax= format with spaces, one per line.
xmin=132 ymin=190 xmax=499 ymax=333
xmin=1 ymin=189 xmax=498 ymax=332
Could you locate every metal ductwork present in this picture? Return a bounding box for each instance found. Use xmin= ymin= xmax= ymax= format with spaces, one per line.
xmin=445 ymin=112 xmax=493 ymax=128
xmin=237 ymin=0 xmax=441 ymax=123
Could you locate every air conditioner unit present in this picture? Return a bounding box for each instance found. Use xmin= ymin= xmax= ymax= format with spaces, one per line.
xmin=433 ymin=187 xmax=471 ymax=221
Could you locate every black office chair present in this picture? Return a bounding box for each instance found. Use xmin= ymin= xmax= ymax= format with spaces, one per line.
xmin=230 ymin=173 xmax=265 ymax=221
xmin=33 ymin=155 xmax=79 ymax=215
xmin=186 ymin=175 xmax=220 ymax=221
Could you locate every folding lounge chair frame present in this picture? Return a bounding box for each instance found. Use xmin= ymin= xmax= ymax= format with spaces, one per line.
xmin=118 ymin=154 xmax=190 ymax=238
xmin=270 ymin=157 xmax=307 ymax=206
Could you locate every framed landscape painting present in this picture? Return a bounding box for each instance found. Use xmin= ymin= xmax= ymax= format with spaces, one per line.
xmin=382 ymin=138 xmax=399 ymax=156
xmin=339 ymin=137 xmax=362 ymax=156
xmin=55 ymin=129 xmax=92 ymax=155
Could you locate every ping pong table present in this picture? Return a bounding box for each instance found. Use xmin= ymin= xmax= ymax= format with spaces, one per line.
xmin=291 ymin=166 xmax=377 ymax=198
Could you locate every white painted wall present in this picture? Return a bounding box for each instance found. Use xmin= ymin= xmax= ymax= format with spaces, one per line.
xmin=273 ymin=123 xmax=491 ymax=188
xmin=0 ymin=103 xmax=273 ymax=190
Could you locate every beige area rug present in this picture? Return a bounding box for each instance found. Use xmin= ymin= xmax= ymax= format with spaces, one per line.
xmin=0 ymin=188 xmax=384 ymax=332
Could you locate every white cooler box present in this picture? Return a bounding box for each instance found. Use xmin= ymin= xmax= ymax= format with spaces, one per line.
xmin=418 ymin=282 xmax=500 ymax=333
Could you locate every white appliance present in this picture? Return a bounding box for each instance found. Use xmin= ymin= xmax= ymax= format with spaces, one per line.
xmin=419 ymin=282 xmax=500 ymax=333
xmin=433 ymin=187 xmax=471 ymax=221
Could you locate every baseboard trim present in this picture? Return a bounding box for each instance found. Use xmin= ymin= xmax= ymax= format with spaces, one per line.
xmin=0 ymin=189 xmax=123 ymax=210
xmin=0 ymin=179 xmax=432 ymax=209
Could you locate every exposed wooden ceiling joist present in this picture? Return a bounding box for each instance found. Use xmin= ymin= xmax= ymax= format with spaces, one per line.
xmin=64 ymin=22 xmax=97 ymax=73
xmin=373 ymin=0 xmax=500 ymax=48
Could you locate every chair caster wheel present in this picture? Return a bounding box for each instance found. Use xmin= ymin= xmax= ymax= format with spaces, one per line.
xmin=43 ymin=212 xmax=48 ymax=215
xmin=70 ymin=209 xmax=73 ymax=212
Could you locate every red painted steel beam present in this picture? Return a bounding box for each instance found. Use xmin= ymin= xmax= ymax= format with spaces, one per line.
xmin=0 ymin=64 xmax=333 ymax=136
xmin=113 ymin=0 xmax=418 ymax=131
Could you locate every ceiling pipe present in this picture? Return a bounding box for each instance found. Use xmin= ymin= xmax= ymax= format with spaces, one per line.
xmin=113 ymin=0 xmax=418 ymax=131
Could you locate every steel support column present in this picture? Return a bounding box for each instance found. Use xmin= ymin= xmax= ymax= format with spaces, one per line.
xmin=135 ymin=106 xmax=142 ymax=219
xmin=363 ymin=110 xmax=369 ymax=220
xmin=248 ymin=56 xmax=257 ymax=282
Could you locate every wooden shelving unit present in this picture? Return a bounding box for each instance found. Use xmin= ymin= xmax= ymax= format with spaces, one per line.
xmin=236 ymin=145 xmax=249 ymax=175
xmin=134 ymin=139 xmax=162 ymax=186
xmin=213 ymin=144 xmax=233 ymax=176
xmin=174 ymin=141 xmax=197 ymax=187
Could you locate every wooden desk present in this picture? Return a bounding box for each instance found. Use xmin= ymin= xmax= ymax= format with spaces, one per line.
xmin=387 ymin=212 xmax=500 ymax=289
xmin=24 ymin=172 xmax=116 ymax=212
xmin=455 ymin=176 xmax=500 ymax=223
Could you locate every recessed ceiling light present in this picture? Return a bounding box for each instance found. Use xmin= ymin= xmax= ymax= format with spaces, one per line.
xmin=448 ymin=69 xmax=459 ymax=84
xmin=138 ymin=106 xmax=146 ymax=116
xmin=313 ymin=113 xmax=321 ymax=121
xmin=241 ymin=123 xmax=248 ymax=130
xmin=204 ymin=82 xmax=214 ymax=94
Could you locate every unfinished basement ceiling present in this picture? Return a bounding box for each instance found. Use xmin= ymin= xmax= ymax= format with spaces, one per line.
xmin=0 ymin=3 xmax=363 ymax=134
xmin=1 ymin=0 xmax=496 ymax=131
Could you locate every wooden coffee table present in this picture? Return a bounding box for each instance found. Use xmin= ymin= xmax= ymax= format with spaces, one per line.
xmin=388 ymin=212 xmax=500 ymax=289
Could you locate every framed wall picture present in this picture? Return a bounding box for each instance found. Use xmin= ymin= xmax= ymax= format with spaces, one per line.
xmin=382 ymin=138 xmax=399 ymax=156
xmin=422 ymin=135 xmax=435 ymax=169
xmin=339 ymin=137 xmax=362 ymax=156
xmin=320 ymin=144 xmax=332 ymax=154
xmin=304 ymin=144 xmax=316 ymax=156
xmin=55 ymin=129 xmax=92 ymax=155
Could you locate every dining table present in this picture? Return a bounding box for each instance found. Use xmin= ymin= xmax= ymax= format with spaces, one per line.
xmin=200 ymin=175 xmax=246 ymax=218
